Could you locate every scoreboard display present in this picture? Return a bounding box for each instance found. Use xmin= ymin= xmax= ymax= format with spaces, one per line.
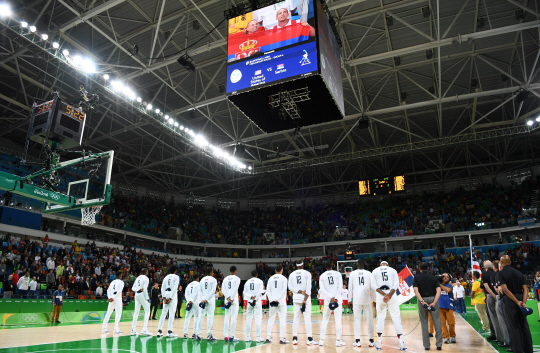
xmin=358 ymin=175 xmax=406 ymax=196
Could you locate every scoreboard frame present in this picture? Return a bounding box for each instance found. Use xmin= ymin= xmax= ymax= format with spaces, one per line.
xmin=358 ymin=175 xmax=406 ymax=196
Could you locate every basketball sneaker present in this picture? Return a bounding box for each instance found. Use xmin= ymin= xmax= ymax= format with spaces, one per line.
xmin=140 ymin=330 xmax=152 ymax=336
xmin=130 ymin=330 xmax=138 ymax=336
xmin=101 ymin=329 xmax=110 ymax=334
xmin=157 ymin=330 xmax=163 ymax=338
xmin=353 ymin=340 xmax=361 ymax=347
xmin=280 ymin=339 xmax=289 ymax=344
xmin=336 ymin=340 xmax=346 ymax=347
xmin=376 ymin=341 xmax=382 ymax=350
xmin=318 ymin=340 xmax=325 ymax=346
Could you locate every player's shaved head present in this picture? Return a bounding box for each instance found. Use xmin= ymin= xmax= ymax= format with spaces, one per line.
xmin=357 ymin=259 xmax=365 ymax=269
xmin=500 ymin=255 xmax=511 ymax=266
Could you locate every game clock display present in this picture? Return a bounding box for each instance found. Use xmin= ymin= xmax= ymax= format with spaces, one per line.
xmin=358 ymin=175 xmax=406 ymax=196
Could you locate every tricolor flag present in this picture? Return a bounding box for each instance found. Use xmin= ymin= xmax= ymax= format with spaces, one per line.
xmin=396 ymin=266 xmax=415 ymax=305
xmin=469 ymin=234 xmax=481 ymax=277
xmin=277 ymin=63 xmax=285 ymax=70
xmin=255 ymin=70 xmax=261 ymax=75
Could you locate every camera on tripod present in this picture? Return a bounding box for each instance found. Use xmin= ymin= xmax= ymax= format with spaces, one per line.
xmin=436 ymin=273 xmax=453 ymax=283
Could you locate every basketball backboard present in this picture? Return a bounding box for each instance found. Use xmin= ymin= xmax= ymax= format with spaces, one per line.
xmin=42 ymin=150 xmax=114 ymax=213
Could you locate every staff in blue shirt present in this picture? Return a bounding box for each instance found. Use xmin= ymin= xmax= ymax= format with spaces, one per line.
xmin=429 ymin=274 xmax=456 ymax=343
xmin=51 ymin=285 xmax=64 ymax=324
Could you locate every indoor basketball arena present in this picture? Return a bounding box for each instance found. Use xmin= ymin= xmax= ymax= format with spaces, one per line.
xmin=0 ymin=0 xmax=540 ymax=353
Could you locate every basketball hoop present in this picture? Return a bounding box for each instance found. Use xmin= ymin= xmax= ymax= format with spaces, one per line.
xmin=81 ymin=206 xmax=102 ymax=226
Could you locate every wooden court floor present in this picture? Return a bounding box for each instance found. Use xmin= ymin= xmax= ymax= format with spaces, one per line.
xmin=0 ymin=311 xmax=497 ymax=353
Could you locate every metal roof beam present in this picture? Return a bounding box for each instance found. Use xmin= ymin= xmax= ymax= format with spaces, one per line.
xmin=347 ymin=20 xmax=540 ymax=67
xmin=59 ymin=0 xmax=127 ymax=32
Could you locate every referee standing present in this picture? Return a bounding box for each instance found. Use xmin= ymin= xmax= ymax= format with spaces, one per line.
xmin=413 ymin=262 xmax=443 ymax=351
xmin=498 ymin=255 xmax=533 ymax=353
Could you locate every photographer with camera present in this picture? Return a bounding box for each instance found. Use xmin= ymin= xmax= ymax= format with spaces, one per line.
xmin=428 ymin=273 xmax=456 ymax=343
xmin=413 ymin=262 xmax=443 ymax=350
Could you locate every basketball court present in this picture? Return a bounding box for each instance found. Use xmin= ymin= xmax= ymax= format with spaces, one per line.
xmin=0 ymin=310 xmax=500 ymax=353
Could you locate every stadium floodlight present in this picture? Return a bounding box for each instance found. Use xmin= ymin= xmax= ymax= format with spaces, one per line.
xmin=194 ymin=134 xmax=209 ymax=147
xmin=62 ymin=49 xmax=69 ymax=56
xmin=21 ymin=21 xmax=28 ymax=28
xmin=164 ymin=115 xmax=169 ymax=120
xmin=103 ymin=74 xmax=109 ymax=80
xmin=111 ymin=80 xmax=123 ymax=92
xmin=536 ymin=116 xmax=540 ymax=122
xmin=29 ymin=25 xmax=37 ymax=32
xmin=174 ymin=121 xmax=179 ymax=127
xmin=241 ymin=164 xmax=246 ymax=169
xmin=41 ymin=33 xmax=48 ymax=40
xmin=188 ymin=130 xmax=195 ymax=136
xmin=155 ymin=108 xmax=160 ymax=114
xmin=136 ymin=97 xmax=142 ymax=103
xmin=52 ymin=42 xmax=59 ymax=49
xmin=146 ymin=104 xmax=152 ymax=110
xmin=168 ymin=118 xmax=174 ymax=124
xmin=72 ymin=55 xmax=83 ymax=65
xmin=180 ymin=125 xmax=184 ymax=130
xmin=82 ymin=58 xmax=96 ymax=73
xmin=527 ymin=120 xmax=534 ymax=126
xmin=0 ymin=4 xmax=12 ymax=17
xmin=248 ymin=166 xmax=252 ymax=170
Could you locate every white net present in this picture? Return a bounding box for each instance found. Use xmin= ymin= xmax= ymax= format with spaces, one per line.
xmin=81 ymin=206 xmax=102 ymax=226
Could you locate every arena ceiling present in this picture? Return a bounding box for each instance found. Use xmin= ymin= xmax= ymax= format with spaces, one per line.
xmin=1 ymin=0 xmax=540 ymax=199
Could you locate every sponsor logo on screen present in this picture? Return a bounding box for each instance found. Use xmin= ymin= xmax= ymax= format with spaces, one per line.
xmin=230 ymin=69 xmax=242 ymax=83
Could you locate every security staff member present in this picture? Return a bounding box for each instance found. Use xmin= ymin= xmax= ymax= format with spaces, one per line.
xmin=413 ymin=262 xmax=443 ymax=351
xmin=493 ymin=260 xmax=511 ymax=348
xmin=150 ymin=282 xmax=161 ymax=320
xmin=482 ymin=261 xmax=502 ymax=342
xmin=498 ymin=255 xmax=533 ymax=353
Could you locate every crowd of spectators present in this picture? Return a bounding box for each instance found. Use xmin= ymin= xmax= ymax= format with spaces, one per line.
xmin=0 ymin=232 xmax=223 ymax=300
xmin=97 ymin=177 xmax=540 ymax=246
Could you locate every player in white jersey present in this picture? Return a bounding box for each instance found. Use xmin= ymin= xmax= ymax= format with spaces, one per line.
xmin=157 ymin=266 xmax=181 ymax=338
xmin=131 ymin=268 xmax=152 ymax=336
xmin=102 ymin=271 xmax=125 ymax=334
xmin=342 ymin=284 xmax=349 ymax=314
xmin=288 ymin=260 xmax=317 ymax=345
xmin=222 ymin=266 xmax=241 ymax=342
xmin=243 ymin=270 xmax=264 ymax=342
xmin=318 ymin=261 xmax=346 ymax=347
xmin=196 ymin=267 xmax=218 ymax=341
xmin=371 ymin=261 xmax=406 ymax=351
xmin=348 ymin=259 xmax=376 ymax=347
xmin=183 ymin=272 xmax=200 ymax=338
xmin=266 ymin=265 xmax=289 ymax=344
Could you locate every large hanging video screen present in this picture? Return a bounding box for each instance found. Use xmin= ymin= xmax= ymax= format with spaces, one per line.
xmin=226 ymin=0 xmax=318 ymax=95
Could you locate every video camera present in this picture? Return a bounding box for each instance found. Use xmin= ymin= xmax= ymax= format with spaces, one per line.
xmin=436 ymin=273 xmax=453 ymax=284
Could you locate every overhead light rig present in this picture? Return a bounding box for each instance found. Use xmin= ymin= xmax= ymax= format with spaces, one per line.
xmin=0 ymin=6 xmax=253 ymax=174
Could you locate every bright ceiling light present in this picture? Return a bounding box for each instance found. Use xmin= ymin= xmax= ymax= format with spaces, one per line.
xmin=21 ymin=21 xmax=28 ymax=28
xmin=29 ymin=25 xmax=37 ymax=33
xmin=241 ymin=164 xmax=246 ymax=169
xmin=62 ymin=49 xmax=69 ymax=56
xmin=0 ymin=4 xmax=12 ymax=17
xmin=527 ymin=120 xmax=534 ymax=126
xmin=72 ymin=55 xmax=83 ymax=65
xmin=41 ymin=33 xmax=48 ymax=40
xmin=174 ymin=121 xmax=179 ymax=127
xmin=188 ymin=130 xmax=195 ymax=136
xmin=164 ymin=115 xmax=169 ymax=120
xmin=168 ymin=118 xmax=174 ymax=124
xmin=180 ymin=125 xmax=184 ymax=130
xmin=536 ymin=116 xmax=540 ymax=122
xmin=248 ymin=166 xmax=252 ymax=170
xmin=136 ymin=97 xmax=142 ymax=103
xmin=194 ymin=134 xmax=209 ymax=147
xmin=146 ymin=104 xmax=152 ymax=110
xmin=52 ymin=42 xmax=59 ymax=49
xmin=128 ymin=92 xmax=136 ymax=100
xmin=82 ymin=58 xmax=96 ymax=73
xmin=103 ymin=74 xmax=109 ymax=80
xmin=111 ymin=80 xmax=123 ymax=92
xmin=155 ymin=108 xmax=160 ymax=114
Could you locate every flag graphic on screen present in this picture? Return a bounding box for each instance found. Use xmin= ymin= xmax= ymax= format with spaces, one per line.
xmin=277 ymin=64 xmax=284 ymax=70
xmin=255 ymin=70 xmax=261 ymax=75
xmin=396 ymin=266 xmax=415 ymax=305
xmin=469 ymin=235 xmax=481 ymax=277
